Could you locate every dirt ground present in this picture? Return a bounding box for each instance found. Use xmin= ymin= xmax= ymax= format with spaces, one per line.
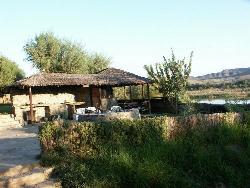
xmin=0 ymin=125 xmax=40 ymax=172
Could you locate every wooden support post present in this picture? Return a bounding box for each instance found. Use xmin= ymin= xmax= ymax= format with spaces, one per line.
xmin=89 ymin=86 xmax=93 ymax=106
xmin=141 ymin=84 xmax=144 ymax=99
xmin=123 ymin=86 xmax=126 ymax=100
xmin=146 ymin=84 xmax=151 ymax=114
xmin=110 ymin=86 xmax=114 ymax=98
xmin=28 ymin=87 xmax=34 ymax=123
xmin=99 ymin=87 xmax=102 ymax=107
xmin=129 ymin=85 xmax=132 ymax=101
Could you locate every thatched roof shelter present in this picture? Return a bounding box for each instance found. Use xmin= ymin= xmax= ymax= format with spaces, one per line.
xmin=12 ymin=68 xmax=152 ymax=87
xmin=8 ymin=68 xmax=153 ymax=122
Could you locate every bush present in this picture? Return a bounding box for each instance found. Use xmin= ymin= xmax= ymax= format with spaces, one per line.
xmin=243 ymin=111 xmax=250 ymax=124
xmin=0 ymin=104 xmax=12 ymax=114
xmin=39 ymin=118 xmax=165 ymax=157
xmin=39 ymin=116 xmax=250 ymax=188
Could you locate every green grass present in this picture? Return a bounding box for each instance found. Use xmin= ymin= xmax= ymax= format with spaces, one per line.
xmin=0 ymin=104 xmax=12 ymax=114
xmin=40 ymin=120 xmax=250 ymax=188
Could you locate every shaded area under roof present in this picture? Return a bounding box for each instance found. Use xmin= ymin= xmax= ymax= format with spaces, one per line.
xmin=12 ymin=68 xmax=152 ymax=87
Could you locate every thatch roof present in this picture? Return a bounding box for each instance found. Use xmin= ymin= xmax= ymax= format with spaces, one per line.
xmin=13 ymin=68 xmax=152 ymax=87
xmin=13 ymin=73 xmax=94 ymax=87
xmin=95 ymin=68 xmax=152 ymax=86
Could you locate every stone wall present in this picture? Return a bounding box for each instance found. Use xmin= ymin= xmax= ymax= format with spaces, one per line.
xmin=14 ymin=104 xmax=68 ymax=125
xmin=48 ymin=104 xmax=68 ymax=117
xmin=12 ymin=93 xmax=75 ymax=106
xmin=9 ymin=86 xmax=94 ymax=124
xmin=14 ymin=106 xmax=46 ymax=124
xmin=105 ymin=109 xmax=141 ymax=120
xmin=74 ymin=109 xmax=141 ymax=121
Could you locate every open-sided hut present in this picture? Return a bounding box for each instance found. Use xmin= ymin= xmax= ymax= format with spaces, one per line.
xmin=7 ymin=68 xmax=152 ymax=124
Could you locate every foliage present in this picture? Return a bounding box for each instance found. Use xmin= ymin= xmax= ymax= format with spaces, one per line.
xmin=144 ymin=50 xmax=193 ymax=110
xmin=39 ymin=113 xmax=242 ymax=154
xmin=0 ymin=56 xmax=25 ymax=89
xmin=39 ymin=118 xmax=165 ymax=156
xmin=40 ymin=119 xmax=250 ymax=188
xmin=113 ymin=85 xmax=146 ymax=100
xmin=225 ymin=99 xmax=249 ymax=113
xmin=0 ymin=104 xmax=12 ymax=114
xmin=243 ymin=111 xmax=250 ymax=124
xmin=87 ymin=53 xmax=112 ymax=74
xmin=180 ymin=99 xmax=198 ymax=116
xmin=24 ymin=32 xmax=111 ymax=74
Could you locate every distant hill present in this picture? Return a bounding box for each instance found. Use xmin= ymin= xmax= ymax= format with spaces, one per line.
xmin=189 ymin=67 xmax=250 ymax=84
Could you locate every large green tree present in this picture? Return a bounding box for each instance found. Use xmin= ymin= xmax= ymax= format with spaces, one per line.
xmin=0 ymin=56 xmax=25 ymax=89
xmin=87 ymin=53 xmax=111 ymax=74
xmin=24 ymin=32 xmax=111 ymax=74
xmin=144 ymin=50 xmax=193 ymax=110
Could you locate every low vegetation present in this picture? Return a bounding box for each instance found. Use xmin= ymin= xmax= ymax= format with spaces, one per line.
xmin=0 ymin=104 xmax=12 ymax=114
xmin=187 ymin=88 xmax=250 ymax=100
xmin=188 ymin=80 xmax=250 ymax=100
xmin=39 ymin=113 xmax=250 ymax=188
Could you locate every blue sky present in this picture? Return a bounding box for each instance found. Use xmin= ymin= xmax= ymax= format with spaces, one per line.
xmin=0 ymin=0 xmax=250 ymax=77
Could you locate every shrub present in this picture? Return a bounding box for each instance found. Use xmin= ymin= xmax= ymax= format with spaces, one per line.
xmin=39 ymin=113 xmax=242 ymax=155
xmin=243 ymin=111 xmax=250 ymax=124
xmin=39 ymin=118 xmax=166 ymax=157
xmin=39 ymin=113 xmax=250 ymax=188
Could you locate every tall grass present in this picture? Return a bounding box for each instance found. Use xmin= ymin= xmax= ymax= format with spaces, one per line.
xmin=39 ymin=118 xmax=250 ymax=188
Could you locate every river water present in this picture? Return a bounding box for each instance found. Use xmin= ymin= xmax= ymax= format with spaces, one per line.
xmin=196 ymin=99 xmax=250 ymax=105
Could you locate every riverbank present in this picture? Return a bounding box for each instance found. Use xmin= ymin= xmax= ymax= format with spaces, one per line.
xmin=196 ymin=99 xmax=250 ymax=105
xmin=187 ymin=87 xmax=250 ymax=100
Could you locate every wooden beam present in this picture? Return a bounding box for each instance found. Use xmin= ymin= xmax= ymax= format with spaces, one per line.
xmin=28 ymin=87 xmax=34 ymax=123
xmin=146 ymin=84 xmax=151 ymax=114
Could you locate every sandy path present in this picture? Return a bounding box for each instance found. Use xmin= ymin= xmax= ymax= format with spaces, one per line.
xmin=0 ymin=125 xmax=41 ymax=172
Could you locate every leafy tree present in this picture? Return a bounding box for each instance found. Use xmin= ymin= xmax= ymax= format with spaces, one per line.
xmin=0 ymin=56 xmax=25 ymax=89
xmin=87 ymin=53 xmax=111 ymax=74
xmin=144 ymin=50 xmax=193 ymax=111
xmin=54 ymin=40 xmax=89 ymax=74
xmin=24 ymin=32 xmax=111 ymax=74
